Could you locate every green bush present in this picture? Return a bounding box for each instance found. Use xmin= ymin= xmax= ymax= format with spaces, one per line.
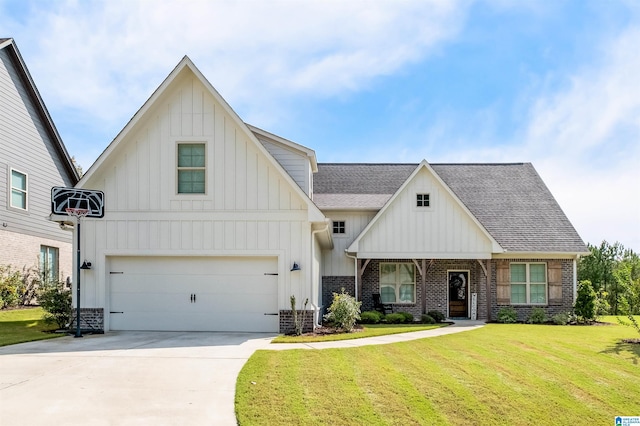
xmin=398 ymin=311 xmax=414 ymax=323
xmin=421 ymin=314 xmax=436 ymax=324
xmin=38 ymin=282 xmax=72 ymax=329
xmin=527 ymin=307 xmax=547 ymax=324
xmin=359 ymin=310 xmax=383 ymax=324
xmin=385 ymin=313 xmax=405 ymax=324
xmin=427 ymin=310 xmax=446 ymax=323
xmin=0 ymin=266 xmax=23 ymax=309
xmin=323 ymin=288 xmax=361 ymax=332
xmin=574 ymin=280 xmax=597 ymax=322
xmin=551 ymin=312 xmax=571 ymax=325
xmin=497 ymin=306 xmax=518 ymax=323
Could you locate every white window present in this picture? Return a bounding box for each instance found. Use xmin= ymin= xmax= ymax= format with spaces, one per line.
xmin=40 ymin=246 xmax=59 ymax=284
xmin=380 ymin=263 xmax=415 ymax=304
xmin=510 ymin=263 xmax=547 ymax=304
xmin=416 ymin=193 xmax=430 ymax=207
xmin=177 ymin=143 xmax=205 ymax=194
xmin=10 ymin=169 xmax=27 ymax=210
xmin=333 ymin=221 xmax=345 ymax=234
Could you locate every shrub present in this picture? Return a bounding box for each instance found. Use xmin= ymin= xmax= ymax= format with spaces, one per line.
xmin=385 ymin=313 xmax=405 ymax=324
xmin=323 ymin=288 xmax=361 ymax=332
xmin=359 ymin=310 xmax=383 ymax=324
xmin=497 ymin=306 xmax=518 ymax=323
xmin=398 ymin=311 xmax=414 ymax=323
xmin=527 ymin=307 xmax=547 ymax=324
xmin=0 ymin=266 xmax=23 ymax=309
xmin=38 ymin=282 xmax=72 ymax=329
xmin=574 ymin=280 xmax=597 ymax=322
xmin=427 ymin=310 xmax=446 ymax=323
xmin=289 ymin=295 xmax=309 ymax=336
xmin=421 ymin=314 xmax=436 ymax=324
xmin=552 ymin=312 xmax=571 ymax=325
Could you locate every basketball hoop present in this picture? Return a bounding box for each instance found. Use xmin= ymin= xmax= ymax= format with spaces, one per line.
xmin=65 ymin=208 xmax=90 ymax=218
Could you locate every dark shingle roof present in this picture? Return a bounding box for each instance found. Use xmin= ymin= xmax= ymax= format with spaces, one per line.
xmin=314 ymin=163 xmax=587 ymax=253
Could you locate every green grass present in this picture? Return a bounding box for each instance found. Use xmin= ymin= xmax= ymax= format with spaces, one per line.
xmin=236 ymin=323 xmax=640 ymax=425
xmin=0 ymin=307 xmax=62 ymax=347
xmin=272 ymin=323 xmax=446 ymax=343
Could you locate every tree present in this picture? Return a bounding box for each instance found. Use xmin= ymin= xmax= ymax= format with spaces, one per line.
xmin=574 ymin=280 xmax=597 ymax=322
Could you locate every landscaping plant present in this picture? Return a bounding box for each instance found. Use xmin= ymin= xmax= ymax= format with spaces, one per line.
xmin=38 ymin=281 xmax=72 ymax=329
xmin=527 ymin=307 xmax=547 ymax=324
xmin=574 ymin=280 xmax=597 ymax=323
xmin=289 ymin=295 xmax=309 ymax=336
xmin=359 ymin=310 xmax=383 ymax=324
xmin=324 ymin=288 xmax=361 ymax=332
xmin=496 ymin=306 xmax=518 ymax=323
xmin=427 ymin=310 xmax=446 ymax=323
xmin=421 ymin=314 xmax=435 ymax=324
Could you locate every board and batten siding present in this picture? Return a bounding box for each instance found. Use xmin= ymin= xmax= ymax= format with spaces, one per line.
xmin=80 ymin=69 xmax=315 ymax=313
xmin=355 ymin=167 xmax=494 ymax=259
xmin=258 ymin=137 xmax=312 ymax=196
xmin=0 ymin=47 xmax=75 ymax=244
xmin=322 ymin=211 xmax=376 ymax=276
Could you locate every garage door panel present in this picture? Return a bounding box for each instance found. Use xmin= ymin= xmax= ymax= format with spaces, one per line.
xmin=109 ymin=256 xmax=279 ymax=332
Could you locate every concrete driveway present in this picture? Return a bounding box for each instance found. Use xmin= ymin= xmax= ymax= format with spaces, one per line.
xmin=0 ymin=331 xmax=275 ymax=426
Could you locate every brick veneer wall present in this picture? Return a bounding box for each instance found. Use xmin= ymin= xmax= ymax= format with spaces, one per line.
xmin=69 ymin=308 xmax=104 ymax=332
xmin=279 ymin=309 xmax=315 ymax=334
xmin=0 ymin=229 xmax=73 ymax=281
xmin=327 ymin=259 xmax=490 ymax=320
xmin=321 ymin=276 xmax=355 ymax=316
xmin=490 ymin=259 xmax=574 ymax=321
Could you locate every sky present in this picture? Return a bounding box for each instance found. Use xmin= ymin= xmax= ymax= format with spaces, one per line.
xmin=1 ymin=0 xmax=639 ymax=252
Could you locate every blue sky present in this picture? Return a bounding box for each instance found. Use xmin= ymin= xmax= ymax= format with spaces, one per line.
xmin=1 ymin=0 xmax=639 ymax=252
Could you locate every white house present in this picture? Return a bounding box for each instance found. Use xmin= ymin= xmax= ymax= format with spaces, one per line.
xmin=60 ymin=57 xmax=587 ymax=333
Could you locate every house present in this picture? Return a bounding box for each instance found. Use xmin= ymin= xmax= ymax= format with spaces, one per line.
xmin=0 ymin=38 xmax=79 ymax=284
xmin=64 ymin=56 xmax=587 ymax=333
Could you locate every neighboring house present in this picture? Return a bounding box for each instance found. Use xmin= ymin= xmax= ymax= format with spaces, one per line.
xmin=65 ymin=56 xmax=587 ymax=333
xmin=0 ymin=38 xmax=79 ymax=284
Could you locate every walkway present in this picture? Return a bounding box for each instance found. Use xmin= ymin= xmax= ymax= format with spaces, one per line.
xmin=266 ymin=320 xmax=485 ymax=350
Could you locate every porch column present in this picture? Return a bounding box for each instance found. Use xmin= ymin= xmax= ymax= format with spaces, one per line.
xmin=421 ymin=259 xmax=427 ymax=314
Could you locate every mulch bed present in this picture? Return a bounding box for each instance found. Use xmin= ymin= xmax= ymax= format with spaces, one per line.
xmin=622 ymin=338 xmax=640 ymax=344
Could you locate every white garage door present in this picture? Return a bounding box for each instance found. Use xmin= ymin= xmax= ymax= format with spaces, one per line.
xmin=108 ymin=256 xmax=279 ymax=332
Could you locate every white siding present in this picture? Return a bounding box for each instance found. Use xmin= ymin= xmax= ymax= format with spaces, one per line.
xmin=80 ymin=68 xmax=316 ymax=320
xmin=356 ymin=167 xmax=494 ymax=259
xmin=321 ymin=211 xmax=376 ymax=276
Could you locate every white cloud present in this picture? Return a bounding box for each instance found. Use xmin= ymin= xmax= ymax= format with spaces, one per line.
xmin=432 ymin=24 xmax=640 ymax=251
xmin=7 ymin=0 xmax=469 ymax=128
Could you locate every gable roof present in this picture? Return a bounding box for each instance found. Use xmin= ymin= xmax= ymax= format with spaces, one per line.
xmin=314 ymin=162 xmax=587 ymax=254
xmin=0 ymin=38 xmax=80 ymax=183
xmin=79 ymin=56 xmax=326 ymax=223
xmin=345 ymin=160 xmax=503 ymax=257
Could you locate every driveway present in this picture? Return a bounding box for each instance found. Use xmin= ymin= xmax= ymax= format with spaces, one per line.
xmin=0 ymin=331 xmax=275 ymax=426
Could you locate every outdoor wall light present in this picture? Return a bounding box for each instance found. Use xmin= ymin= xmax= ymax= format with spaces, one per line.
xmin=290 ymin=262 xmax=301 ymax=271
xmin=80 ymin=261 xmax=92 ymax=270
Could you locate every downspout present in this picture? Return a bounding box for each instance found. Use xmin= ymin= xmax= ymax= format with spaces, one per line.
xmin=311 ymin=220 xmax=330 ymax=327
xmin=344 ymin=251 xmax=358 ymax=300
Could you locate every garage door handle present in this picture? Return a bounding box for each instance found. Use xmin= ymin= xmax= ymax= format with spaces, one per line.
xmin=264 ymin=313 xmax=278 ymax=316
xmin=110 ymin=311 xmax=124 ymax=314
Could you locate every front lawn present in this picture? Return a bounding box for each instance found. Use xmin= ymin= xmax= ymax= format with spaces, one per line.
xmin=272 ymin=323 xmax=446 ymax=343
xmin=236 ymin=323 xmax=640 ymax=425
xmin=0 ymin=307 xmax=62 ymax=347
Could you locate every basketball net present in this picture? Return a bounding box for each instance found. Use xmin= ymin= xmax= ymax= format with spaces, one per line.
xmin=65 ymin=208 xmax=90 ymax=218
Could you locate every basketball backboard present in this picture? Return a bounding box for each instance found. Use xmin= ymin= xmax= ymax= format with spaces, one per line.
xmin=51 ymin=187 xmax=105 ymax=218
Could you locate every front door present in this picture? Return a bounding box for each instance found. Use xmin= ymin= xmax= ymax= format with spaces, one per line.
xmin=448 ymin=270 xmax=469 ymax=318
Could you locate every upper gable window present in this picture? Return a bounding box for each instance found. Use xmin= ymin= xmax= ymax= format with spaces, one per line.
xmin=333 ymin=221 xmax=345 ymax=234
xmin=416 ymin=193 xmax=430 ymax=207
xmin=10 ymin=169 xmax=28 ymax=210
xmin=177 ymin=143 xmax=205 ymax=194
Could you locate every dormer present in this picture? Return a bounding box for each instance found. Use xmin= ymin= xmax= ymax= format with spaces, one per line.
xmin=248 ymin=124 xmax=317 ymax=197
